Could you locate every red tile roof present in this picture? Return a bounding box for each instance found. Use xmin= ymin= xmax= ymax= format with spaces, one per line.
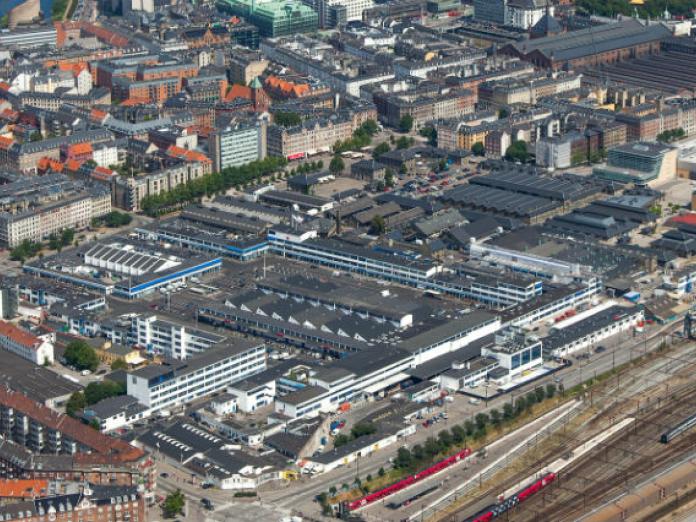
xmin=66 ymin=142 xmax=93 ymax=156
xmin=0 ymin=321 xmax=41 ymax=350
xmin=0 ymin=136 xmax=14 ymax=150
xmin=668 ymin=213 xmax=696 ymax=227
xmin=0 ymin=479 xmax=48 ymax=499
xmin=224 ymin=84 xmax=252 ymax=102
xmin=0 ymin=388 xmax=144 ymax=463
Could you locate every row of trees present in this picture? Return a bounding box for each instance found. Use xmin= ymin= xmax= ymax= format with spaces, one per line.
xmin=657 ymin=128 xmax=686 ymax=143
xmin=334 ymin=421 xmax=377 ymax=448
xmin=577 ymin=0 xmax=696 ymax=18
xmin=10 ymin=228 xmax=78 ymax=262
xmin=9 ymin=240 xmax=42 ymax=263
xmin=48 ymin=228 xmax=75 ymax=252
xmin=393 ymin=384 xmax=558 ymax=472
xmin=322 ymin=383 xmax=561 ymax=510
xmin=290 ymin=160 xmax=324 ymax=177
xmin=140 ymin=156 xmax=287 ymax=216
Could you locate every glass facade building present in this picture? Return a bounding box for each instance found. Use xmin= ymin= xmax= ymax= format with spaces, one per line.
xmin=220 ymin=0 xmax=319 ymax=37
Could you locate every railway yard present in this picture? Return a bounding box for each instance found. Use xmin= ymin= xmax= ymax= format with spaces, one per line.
xmin=418 ymin=337 xmax=696 ymax=522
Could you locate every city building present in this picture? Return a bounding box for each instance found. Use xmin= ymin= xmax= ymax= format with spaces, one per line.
xmin=0 ymin=27 xmax=58 ymax=49
xmin=0 ymin=387 xmax=144 ymax=461
xmin=0 ymin=174 xmax=111 ymax=247
xmin=131 ymin=314 xmax=227 ymax=359
xmin=126 ymin=340 xmax=266 ymax=412
xmin=221 ymin=0 xmax=319 ymax=37
xmin=500 ymin=19 xmax=671 ymax=71
xmin=0 ymin=321 xmax=54 ymax=366
xmin=0 ymin=484 xmax=145 ymax=522
xmin=593 ymin=141 xmax=677 ymax=186
xmin=209 ymin=121 xmax=267 ymax=172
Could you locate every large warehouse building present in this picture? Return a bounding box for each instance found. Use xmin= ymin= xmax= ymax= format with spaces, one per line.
xmin=500 ymin=19 xmax=671 ymax=70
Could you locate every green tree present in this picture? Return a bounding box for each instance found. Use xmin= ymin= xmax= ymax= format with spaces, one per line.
xmin=318 ymin=159 xmax=324 ymax=169
xmin=162 ymin=490 xmax=185 ymax=518
xmin=29 ymin=132 xmax=42 ymax=142
xmin=273 ymin=111 xmax=302 ymax=127
xmin=498 ymin=108 xmax=509 ymax=119
xmin=384 ymin=168 xmax=395 ymax=188
xmin=471 ymin=142 xmax=486 ymax=156
xmin=350 ymin=422 xmax=376 ymax=439
xmin=361 ymin=119 xmax=379 ymax=136
xmin=111 ymin=358 xmax=128 ymax=370
xmin=464 ymin=420 xmax=475 ymax=437
xmin=411 ymin=443 xmax=424 ymax=462
xmin=419 ymin=126 xmax=437 ymax=146
xmin=61 ymin=228 xmax=75 ymax=247
xmin=525 ymin=391 xmax=538 ymax=409
xmin=10 ymin=240 xmax=41 ymax=262
xmin=63 ymin=340 xmax=100 ymax=372
xmin=504 ymin=140 xmax=529 ymax=163
xmin=490 ymin=408 xmax=501 ymax=426
xmin=329 ymin=155 xmax=345 ymax=175
xmin=394 ymin=447 xmax=412 ymax=468
xmin=503 ymin=402 xmax=514 ymax=420
xmin=475 ymin=413 xmax=489 ymax=430
xmin=398 ymin=115 xmax=414 ymax=133
xmin=373 ymin=142 xmax=390 ymax=159
xmin=396 ymin=136 xmax=413 ymax=149
xmin=424 ymin=437 xmax=441 ymax=458
xmin=437 ymin=429 xmax=452 ymax=450
xmin=329 ymin=486 xmax=337 ymax=496
xmin=534 ymin=386 xmax=546 ymax=403
xmin=334 ymin=434 xmax=351 ymax=447
xmin=546 ymin=383 xmax=557 ymax=398
xmin=371 ymin=215 xmax=386 ymax=235
xmin=84 ymin=380 xmax=126 ymax=405
xmin=378 ymin=466 xmax=385 ymax=477
xmin=399 ymin=163 xmax=408 ymax=176
xmin=65 ymin=391 xmax=86 ymax=417
xmin=90 ymin=418 xmax=101 ymax=430
xmin=451 ymin=425 xmax=465 ymax=444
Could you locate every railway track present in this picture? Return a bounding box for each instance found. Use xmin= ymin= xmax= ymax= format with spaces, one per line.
xmin=439 ymin=360 xmax=696 ymax=522
xmin=512 ymin=381 xmax=696 ymax=521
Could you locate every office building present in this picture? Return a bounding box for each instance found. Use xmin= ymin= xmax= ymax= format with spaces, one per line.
xmin=593 ymin=141 xmax=677 ymax=186
xmin=127 ymin=340 xmax=266 ymax=412
xmin=209 ymin=122 xmax=266 ymax=172
xmin=221 ymin=0 xmax=319 ymax=37
xmin=131 ymin=314 xmax=227 ymax=359
xmin=473 ymin=0 xmax=507 ymax=24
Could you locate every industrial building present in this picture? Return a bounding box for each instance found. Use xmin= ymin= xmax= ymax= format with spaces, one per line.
xmin=500 ymin=19 xmax=670 ymax=71
xmin=24 ymin=238 xmax=222 ymax=299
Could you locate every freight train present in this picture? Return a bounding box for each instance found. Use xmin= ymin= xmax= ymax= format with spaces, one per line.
xmin=345 ymin=448 xmax=471 ymax=511
xmin=465 ymin=472 xmax=557 ymax=522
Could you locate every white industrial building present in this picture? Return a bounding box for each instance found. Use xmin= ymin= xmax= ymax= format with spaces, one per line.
xmin=127 ymin=340 xmax=266 ymax=413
